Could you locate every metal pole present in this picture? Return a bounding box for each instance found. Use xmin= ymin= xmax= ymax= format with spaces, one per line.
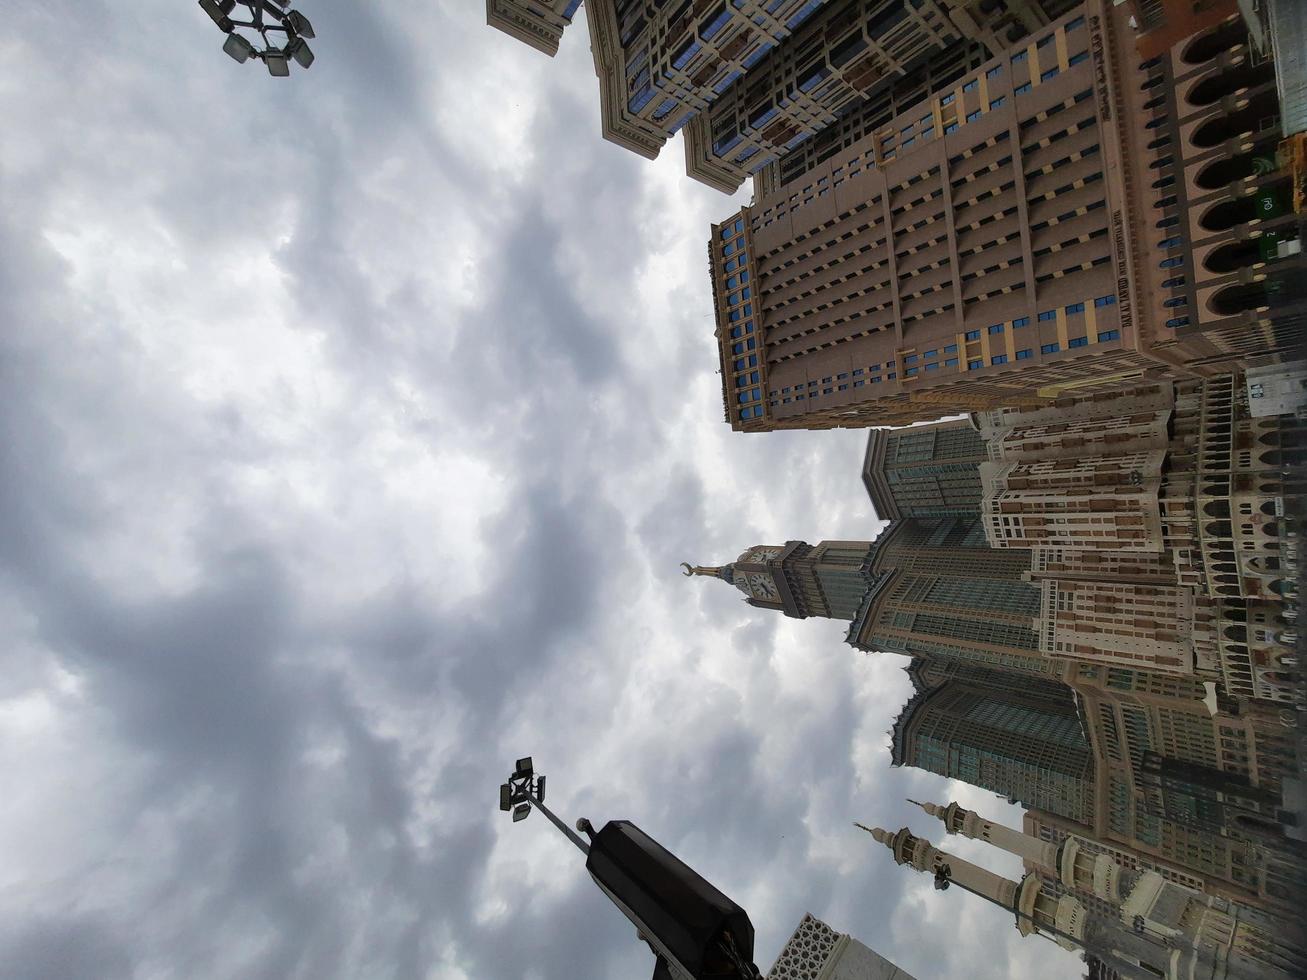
xmin=526 ymin=791 xmax=591 ymax=857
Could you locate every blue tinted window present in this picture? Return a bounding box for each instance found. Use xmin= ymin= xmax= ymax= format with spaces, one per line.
xmin=990 ymin=97 xmax=1006 ymax=110
xmin=1068 ymin=336 xmax=1088 ymax=348
xmin=1040 ymin=67 xmax=1059 ymax=82
xmin=1016 ymin=348 xmax=1032 ymax=359
xmin=1068 ymin=51 xmax=1088 ymax=67
xmin=1097 ymin=330 xmax=1120 ymax=341
xmin=1037 ymin=309 xmax=1056 ymax=322
xmin=987 ymin=66 xmax=1002 ymax=79
xmin=988 ymin=324 xmax=1003 ymax=335
xmin=1066 ymin=302 xmax=1085 ymax=314
xmin=965 ymin=329 xmax=980 ymax=340
xmin=944 ymin=123 xmax=959 ymax=134
xmin=739 ymin=270 xmax=750 ymax=283
xmin=1067 ymin=15 xmax=1085 ymax=30
xmin=742 ymin=287 xmax=752 ymax=300
xmin=743 ymin=42 xmax=772 ymax=69
xmin=1094 ymin=295 xmax=1116 ymax=307
xmin=904 ymin=354 xmax=919 ymax=365
xmin=905 ymin=367 xmax=918 ymax=376
xmin=968 ymin=359 xmax=983 ymax=369
xmin=944 ymin=344 xmax=957 ymax=353
xmin=1160 ymin=277 xmax=1184 ymax=289
xmin=1014 ymin=83 xmax=1032 ymax=95
xmin=730 ymin=327 xmax=741 ymax=338
xmin=966 ymin=110 xmax=981 ymax=123
xmin=1159 ymin=256 xmax=1184 ymax=269
xmin=1012 ymin=50 xmax=1028 ymax=64
xmin=963 ymin=80 xmax=978 ymax=93
xmin=1012 ymin=316 xmax=1029 ymax=328
xmin=1163 ymin=296 xmax=1187 ymax=308
xmin=1166 ymin=316 xmax=1190 ymax=328
xmin=700 ymin=7 xmax=731 ymax=40
xmin=1158 ymin=236 xmax=1183 ymax=250
xmin=944 ymin=358 xmax=958 ymax=367
xmin=723 ymin=241 xmax=735 ymax=255
xmin=924 ymin=349 xmax=938 ymax=359
xmin=853 ymin=368 xmax=864 ymax=376
xmin=991 ymin=354 xmax=1008 ymax=365
xmin=671 ymin=39 xmax=701 ymax=70
xmin=1041 ymin=342 xmax=1059 ymax=354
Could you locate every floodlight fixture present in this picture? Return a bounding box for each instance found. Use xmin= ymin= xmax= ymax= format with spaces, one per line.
xmin=515 ymin=756 xmax=534 ymax=778
xmin=513 ymin=803 xmax=531 ymax=822
xmin=286 ymin=10 xmax=316 ymax=37
xmin=500 ymin=783 xmax=512 ymax=812
xmin=223 ymin=32 xmax=254 ymax=63
xmin=199 ymin=0 xmax=236 ymax=30
xmin=535 ymin=775 xmax=546 ymax=804
xmin=287 ymin=37 xmax=314 ymax=68
xmin=200 ymin=0 xmax=320 ymax=75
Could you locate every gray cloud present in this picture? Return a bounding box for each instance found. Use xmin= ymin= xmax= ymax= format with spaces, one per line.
xmin=0 ymin=2 xmax=1080 ymax=978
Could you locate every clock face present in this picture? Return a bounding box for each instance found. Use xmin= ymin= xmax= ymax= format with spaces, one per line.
xmin=747 ymin=548 xmax=781 ymax=563
xmin=748 ymin=572 xmax=779 ymax=600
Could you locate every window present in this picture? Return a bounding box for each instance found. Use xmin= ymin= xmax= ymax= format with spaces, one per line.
xmin=943 ymin=344 xmax=958 ymax=353
xmin=1015 ymin=82 xmax=1032 ymax=95
xmin=944 ymin=357 xmax=958 ymax=367
xmin=741 ymin=287 xmax=752 ymax=300
xmin=1065 ymin=302 xmax=1085 ymax=315
xmin=968 ymin=358 xmax=983 ymax=369
xmin=1067 ymin=14 xmax=1085 ymax=30
xmin=854 ymin=380 xmax=865 ymax=387
xmin=925 ymin=362 xmax=940 ymax=371
xmin=990 ymin=96 xmax=1006 ymax=110
xmin=1158 ymin=236 xmax=1183 ymax=250
xmin=1016 ymin=348 xmax=1032 ymax=359
xmin=1041 ymin=66 xmax=1060 ymax=82
xmin=1163 ymin=296 xmax=1187 ymax=308
xmin=923 ymin=349 xmax=938 ymax=359
xmin=739 ymin=269 xmax=749 ymax=283
xmin=1068 ymin=336 xmax=1088 ymax=347
xmin=1161 ymin=276 xmax=1185 ymax=289
xmin=853 ymin=368 xmax=864 ymax=376
xmin=724 ymin=258 xmax=737 ymax=272
xmin=903 ymin=136 xmax=915 ymax=148
xmin=671 ymin=38 xmax=701 ymax=71
xmin=1159 ymin=256 xmax=1184 ymax=269
xmin=723 ymin=241 xmax=735 ymax=255
xmin=991 ymin=353 xmax=1008 ymax=365
xmin=730 ymin=327 xmax=742 ymax=338
xmin=1012 ymin=50 xmax=1028 ymax=64
xmin=965 ymin=329 xmax=980 ymax=340
xmin=941 ymin=93 xmax=955 ymax=106
xmin=966 ymin=110 xmax=981 ymax=123
xmin=945 ymin=123 xmax=959 ymax=134
xmin=1166 ymin=316 xmax=1190 ymax=328
xmin=987 ymin=66 xmax=1002 ymax=79
xmin=1038 ymin=309 xmax=1056 ymax=322
xmin=1097 ymin=330 xmax=1120 ymax=341
xmin=699 ymin=5 xmax=731 ymax=40
xmin=1012 ymin=316 xmax=1029 ymax=328
xmin=1068 ymin=51 xmax=1089 ymax=67
xmin=727 ymin=291 xmax=740 ymax=305
xmin=1094 ymin=295 xmax=1116 ymax=307
xmin=904 ymin=353 xmax=920 ymax=365
xmin=905 ymin=366 xmax=919 ymax=376
xmin=1041 ymin=342 xmax=1060 ymax=354
xmin=987 ymin=324 xmax=1004 ymax=334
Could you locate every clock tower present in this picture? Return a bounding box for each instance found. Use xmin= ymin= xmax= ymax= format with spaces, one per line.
xmin=682 ymin=539 xmax=880 ymax=621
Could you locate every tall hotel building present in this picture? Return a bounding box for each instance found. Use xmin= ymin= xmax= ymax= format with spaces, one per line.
xmin=710 ymin=0 xmax=1304 ymax=430
xmin=487 ymin=2 xmax=1079 ymax=187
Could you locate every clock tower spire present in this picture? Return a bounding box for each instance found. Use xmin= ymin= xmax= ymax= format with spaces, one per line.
xmin=682 ymin=540 xmax=880 ymax=620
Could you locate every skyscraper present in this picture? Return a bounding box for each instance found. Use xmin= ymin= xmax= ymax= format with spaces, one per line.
xmin=709 ymin=1 xmax=1304 ymax=432
xmin=488 ymin=2 xmax=1087 ymax=189
xmin=889 ymin=661 xmax=1095 ymax=822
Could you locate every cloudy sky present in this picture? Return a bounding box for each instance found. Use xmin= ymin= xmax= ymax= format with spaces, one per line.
xmin=0 ymin=3 xmax=1081 ymax=978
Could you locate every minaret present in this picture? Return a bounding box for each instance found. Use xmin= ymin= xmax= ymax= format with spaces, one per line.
xmin=913 ymin=800 xmax=1124 ymax=906
xmin=856 ymin=823 xmax=1085 ymax=951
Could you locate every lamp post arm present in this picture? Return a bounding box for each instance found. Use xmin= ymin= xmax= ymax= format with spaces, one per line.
xmin=527 ymin=791 xmax=590 ymax=857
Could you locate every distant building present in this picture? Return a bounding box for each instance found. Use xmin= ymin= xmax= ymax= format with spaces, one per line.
xmin=486 ymin=0 xmax=581 ymax=57
xmin=869 ymin=799 xmax=1307 ymax=980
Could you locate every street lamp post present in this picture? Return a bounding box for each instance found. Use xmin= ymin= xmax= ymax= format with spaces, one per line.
xmin=198 ymin=0 xmax=317 ymax=75
xmin=498 ymin=757 xmax=764 ymax=980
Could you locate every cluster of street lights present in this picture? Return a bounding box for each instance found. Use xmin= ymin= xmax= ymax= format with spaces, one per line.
xmin=198 ymin=0 xmax=316 ymax=76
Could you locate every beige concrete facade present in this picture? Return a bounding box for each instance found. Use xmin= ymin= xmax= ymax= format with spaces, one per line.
xmin=486 ymin=0 xmax=581 ymax=56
